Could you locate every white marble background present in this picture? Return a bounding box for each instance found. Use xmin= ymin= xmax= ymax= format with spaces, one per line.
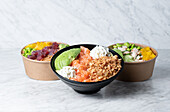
xmin=0 ymin=1 xmax=170 ymax=111
xmin=0 ymin=0 xmax=170 ymax=49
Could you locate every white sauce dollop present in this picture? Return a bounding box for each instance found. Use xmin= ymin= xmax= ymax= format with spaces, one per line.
xmin=90 ymin=46 xmax=110 ymax=59
xmin=57 ymin=66 xmax=76 ymax=78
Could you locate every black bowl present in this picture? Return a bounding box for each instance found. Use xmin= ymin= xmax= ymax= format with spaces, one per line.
xmin=50 ymin=44 xmax=124 ymax=94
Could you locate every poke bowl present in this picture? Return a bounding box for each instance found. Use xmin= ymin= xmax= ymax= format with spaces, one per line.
xmin=21 ymin=41 xmax=69 ymax=81
xmin=108 ymin=42 xmax=158 ymax=82
xmin=50 ymin=44 xmax=124 ymax=94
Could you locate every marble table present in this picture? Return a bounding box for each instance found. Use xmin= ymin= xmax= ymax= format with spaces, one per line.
xmin=0 ymin=49 xmax=169 ymax=112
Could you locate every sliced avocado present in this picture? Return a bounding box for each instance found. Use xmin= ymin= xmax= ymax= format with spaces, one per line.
xmin=59 ymin=44 xmax=69 ymax=50
xmin=112 ymin=49 xmax=123 ymax=58
xmin=55 ymin=48 xmax=81 ymax=70
xmin=123 ymin=55 xmax=134 ymax=62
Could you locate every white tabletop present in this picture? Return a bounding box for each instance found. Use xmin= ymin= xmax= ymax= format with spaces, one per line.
xmin=0 ymin=49 xmax=169 ymax=112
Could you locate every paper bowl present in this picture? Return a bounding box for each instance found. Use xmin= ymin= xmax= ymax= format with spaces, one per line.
xmin=108 ymin=43 xmax=158 ymax=82
xmin=21 ymin=42 xmax=66 ymax=81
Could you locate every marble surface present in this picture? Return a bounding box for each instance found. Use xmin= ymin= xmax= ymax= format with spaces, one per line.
xmin=0 ymin=0 xmax=170 ymax=49
xmin=0 ymin=0 xmax=170 ymax=111
xmin=0 ymin=49 xmax=170 ymax=112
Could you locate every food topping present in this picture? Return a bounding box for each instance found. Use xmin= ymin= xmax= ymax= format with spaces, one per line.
xmin=117 ymin=46 xmax=127 ymax=52
xmin=59 ymin=44 xmax=69 ymax=50
xmin=141 ymin=47 xmax=156 ymax=61
xmin=123 ymin=55 xmax=134 ymax=62
xmin=112 ymin=49 xmax=123 ymax=58
xmin=25 ymin=42 xmax=52 ymax=50
xmin=88 ymin=55 xmax=121 ymax=82
xmin=22 ymin=47 xmax=36 ymax=58
xmin=56 ymin=46 xmax=122 ymax=82
xmin=111 ymin=42 xmax=156 ymax=62
xmin=22 ymin=42 xmax=69 ymax=61
xmin=55 ymin=48 xmax=81 ymax=70
xmin=71 ymin=46 xmax=92 ymax=82
xmin=90 ymin=46 xmax=111 ymax=59
xmin=57 ymin=66 xmax=77 ymax=79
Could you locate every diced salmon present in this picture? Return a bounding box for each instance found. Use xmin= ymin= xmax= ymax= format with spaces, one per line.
xmin=80 ymin=46 xmax=90 ymax=54
xmin=71 ymin=46 xmax=92 ymax=82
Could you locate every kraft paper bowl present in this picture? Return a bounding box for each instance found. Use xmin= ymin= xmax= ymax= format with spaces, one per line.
xmin=21 ymin=42 xmax=66 ymax=81
xmin=108 ymin=43 xmax=158 ymax=82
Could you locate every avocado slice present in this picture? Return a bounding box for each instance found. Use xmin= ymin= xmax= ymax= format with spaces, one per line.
xmin=112 ymin=49 xmax=123 ymax=58
xmin=123 ymin=55 xmax=134 ymax=62
xmin=59 ymin=44 xmax=69 ymax=50
xmin=55 ymin=48 xmax=81 ymax=70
